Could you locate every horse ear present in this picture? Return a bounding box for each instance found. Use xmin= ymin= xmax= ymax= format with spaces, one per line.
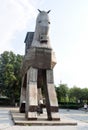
xmin=38 ymin=9 xmax=42 ymax=13
xmin=47 ymin=10 xmax=51 ymax=14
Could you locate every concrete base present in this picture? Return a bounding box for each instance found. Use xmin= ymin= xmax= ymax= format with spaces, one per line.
xmin=11 ymin=108 xmax=77 ymax=126
xmin=27 ymin=112 xmax=37 ymax=120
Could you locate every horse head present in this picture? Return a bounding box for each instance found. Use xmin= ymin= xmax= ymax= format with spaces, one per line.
xmin=33 ymin=10 xmax=51 ymax=44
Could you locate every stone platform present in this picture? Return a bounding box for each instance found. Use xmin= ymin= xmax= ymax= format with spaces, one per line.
xmin=11 ymin=108 xmax=77 ymax=126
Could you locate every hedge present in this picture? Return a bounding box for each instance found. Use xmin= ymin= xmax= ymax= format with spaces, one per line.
xmin=0 ymin=97 xmax=11 ymax=106
xmin=59 ymin=102 xmax=83 ymax=109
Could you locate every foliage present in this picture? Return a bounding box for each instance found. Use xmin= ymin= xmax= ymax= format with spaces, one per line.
xmin=0 ymin=97 xmax=11 ymax=106
xmin=55 ymin=84 xmax=69 ymax=102
xmin=68 ymin=86 xmax=82 ymax=102
xmin=59 ymin=102 xmax=83 ymax=109
xmin=56 ymin=83 xmax=88 ymax=106
xmin=0 ymin=51 xmax=23 ymax=105
xmin=81 ymin=88 xmax=88 ymax=102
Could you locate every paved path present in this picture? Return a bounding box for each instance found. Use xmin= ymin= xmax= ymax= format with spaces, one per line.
xmin=60 ymin=109 xmax=88 ymax=123
xmin=59 ymin=109 xmax=88 ymax=130
xmin=0 ymin=109 xmax=13 ymax=129
xmin=0 ymin=108 xmax=88 ymax=130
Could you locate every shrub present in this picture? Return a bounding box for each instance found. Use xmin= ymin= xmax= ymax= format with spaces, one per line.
xmin=0 ymin=97 xmax=11 ymax=106
xmin=59 ymin=102 xmax=83 ymax=109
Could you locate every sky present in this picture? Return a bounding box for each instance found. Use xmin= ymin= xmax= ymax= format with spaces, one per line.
xmin=0 ymin=0 xmax=88 ymax=88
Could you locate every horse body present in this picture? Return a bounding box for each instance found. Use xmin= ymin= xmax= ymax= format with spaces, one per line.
xmin=20 ymin=10 xmax=59 ymax=121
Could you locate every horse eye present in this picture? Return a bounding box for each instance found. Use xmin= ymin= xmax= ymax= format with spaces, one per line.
xmin=38 ymin=21 xmax=41 ymax=23
xmin=48 ymin=21 xmax=50 ymax=24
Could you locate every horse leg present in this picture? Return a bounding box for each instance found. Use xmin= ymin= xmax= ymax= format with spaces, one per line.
xmin=44 ymin=69 xmax=60 ymax=120
xmin=19 ymin=75 xmax=26 ymax=113
xmin=25 ymin=67 xmax=38 ymax=120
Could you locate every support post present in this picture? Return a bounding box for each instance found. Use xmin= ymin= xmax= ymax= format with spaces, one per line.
xmin=25 ymin=67 xmax=38 ymax=120
xmin=19 ymin=76 xmax=26 ymax=113
xmin=46 ymin=69 xmax=60 ymax=120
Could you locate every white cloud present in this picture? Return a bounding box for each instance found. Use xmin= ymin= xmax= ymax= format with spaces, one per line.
xmin=0 ymin=0 xmax=40 ymax=54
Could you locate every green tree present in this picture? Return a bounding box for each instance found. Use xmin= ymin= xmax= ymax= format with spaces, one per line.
xmin=56 ymin=84 xmax=69 ymax=102
xmin=0 ymin=51 xmax=23 ymax=105
xmin=69 ymin=86 xmax=82 ymax=103
xmin=81 ymin=88 xmax=88 ymax=103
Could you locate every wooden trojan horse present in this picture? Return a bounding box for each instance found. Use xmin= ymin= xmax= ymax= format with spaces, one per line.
xmin=20 ymin=10 xmax=60 ymax=120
